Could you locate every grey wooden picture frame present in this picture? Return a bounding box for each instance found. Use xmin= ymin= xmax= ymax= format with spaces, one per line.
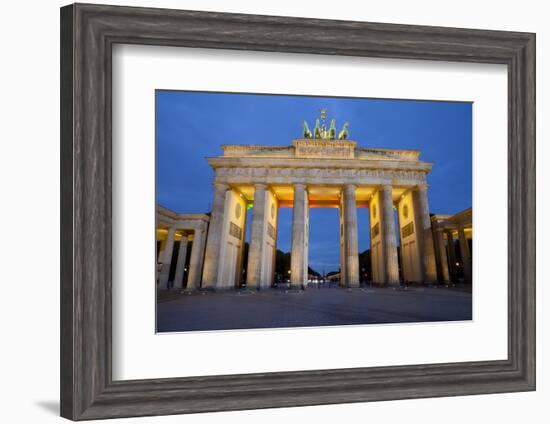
xmin=60 ymin=3 xmax=536 ymax=421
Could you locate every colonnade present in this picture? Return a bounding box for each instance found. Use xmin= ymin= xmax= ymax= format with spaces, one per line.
xmin=199 ymin=182 xmax=439 ymax=290
xmin=431 ymin=209 xmax=473 ymax=284
xmin=157 ymin=228 xmax=207 ymax=290
xmin=156 ymin=209 xmax=209 ymax=291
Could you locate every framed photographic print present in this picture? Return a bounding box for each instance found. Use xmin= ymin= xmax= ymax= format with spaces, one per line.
xmin=60 ymin=3 xmax=535 ymax=420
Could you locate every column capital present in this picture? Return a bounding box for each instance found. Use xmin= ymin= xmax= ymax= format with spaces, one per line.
xmin=416 ymin=183 xmax=429 ymax=192
xmin=213 ymin=182 xmax=230 ymax=192
xmin=293 ymin=183 xmax=307 ymax=191
xmin=381 ymin=183 xmax=393 ymax=191
xmin=253 ymin=183 xmax=268 ymax=191
xmin=343 ymin=184 xmax=357 ymax=193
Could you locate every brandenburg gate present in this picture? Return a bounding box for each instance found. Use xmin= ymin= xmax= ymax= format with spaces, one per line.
xmin=199 ymin=111 xmax=438 ymax=290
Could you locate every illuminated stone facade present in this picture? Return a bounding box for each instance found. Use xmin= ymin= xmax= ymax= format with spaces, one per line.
xmin=203 ymin=137 xmax=436 ymax=289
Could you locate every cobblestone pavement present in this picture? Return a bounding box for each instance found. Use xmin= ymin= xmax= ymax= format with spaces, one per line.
xmin=156 ymin=285 xmax=472 ymax=332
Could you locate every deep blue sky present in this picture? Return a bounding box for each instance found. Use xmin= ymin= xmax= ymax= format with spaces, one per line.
xmin=157 ymin=90 xmax=472 ymax=273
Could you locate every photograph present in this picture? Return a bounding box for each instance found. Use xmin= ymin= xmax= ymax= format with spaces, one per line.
xmin=155 ymin=91 xmax=473 ymax=332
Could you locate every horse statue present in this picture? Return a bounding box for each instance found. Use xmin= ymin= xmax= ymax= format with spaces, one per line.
xmin=329 ymin=118 xmax=337 ymax=140
xmin=313 ymin=119 xmax=322 ymax=139
xmin=338 ymin=122 xmax=349 ymax=140
xmin=303 ymin=120 xmax=312 ymax=138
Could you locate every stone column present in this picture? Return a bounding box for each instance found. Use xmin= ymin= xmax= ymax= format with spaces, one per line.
xmin=157 ymin=239 xmax=165 ymax=262
xmin=201 ymin=183 xmax=230 ymax=289
xmin=458 ymin=227 xmax=472 ymax=284
xmin=343 ymin=185 xmax=360 ymax=287
xmin=380 ymin=185 xmax=400 ymax=285
xmin=271 ymin=202 xmax=279 ymax=288
xmin=339 ymin=197 xmax=347 ymax=287
xmin=172 ymin=235 xmax=189 ymax=289
xmin=246 ymin=184 xmax=268 ymax=290
xmin=187 ymin=227 xmax=206 ymax=291
xmin=445 ymin=230 xmax=457 ymax=282
xmin=434 ymin=229 xmax=450 ymax=283
xmin=158 ymin=227 xmax=176 ymax=290
xmin=304 ymin=201 xmax=309 ymax=284
xmin=396 ymin=199 xmax=404 ymax=284
xmin=235 ymin=206 xmax=248 ymax=289
xmin=290 ymin=183 xmax=307 ymax=289
xmin=413 ymin=184 xmax=437 ymax=283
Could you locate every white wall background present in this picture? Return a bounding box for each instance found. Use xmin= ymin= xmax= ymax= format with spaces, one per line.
xmin=0 ymin=0 xmax=546 ymax=423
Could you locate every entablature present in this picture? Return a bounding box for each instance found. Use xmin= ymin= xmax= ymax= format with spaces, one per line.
xmin=157 ymin=206 xmax=210 ymax=230
xmin=207 ymin=156 xmax=432 ymax=172
xmin=212 ymin=166 xmax=428 ymax=187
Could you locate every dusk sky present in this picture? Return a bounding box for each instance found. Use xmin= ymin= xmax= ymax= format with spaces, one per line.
xmin=156 ymin=91 xmax=472 ymax=273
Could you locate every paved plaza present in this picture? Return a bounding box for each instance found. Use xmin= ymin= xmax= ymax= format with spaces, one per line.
xmin=156 ymin=285 xmax=472 ymax=332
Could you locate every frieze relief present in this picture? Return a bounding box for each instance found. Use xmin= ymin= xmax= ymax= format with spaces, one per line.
xmin=215 ymin=167 xmax=426 ymax=185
